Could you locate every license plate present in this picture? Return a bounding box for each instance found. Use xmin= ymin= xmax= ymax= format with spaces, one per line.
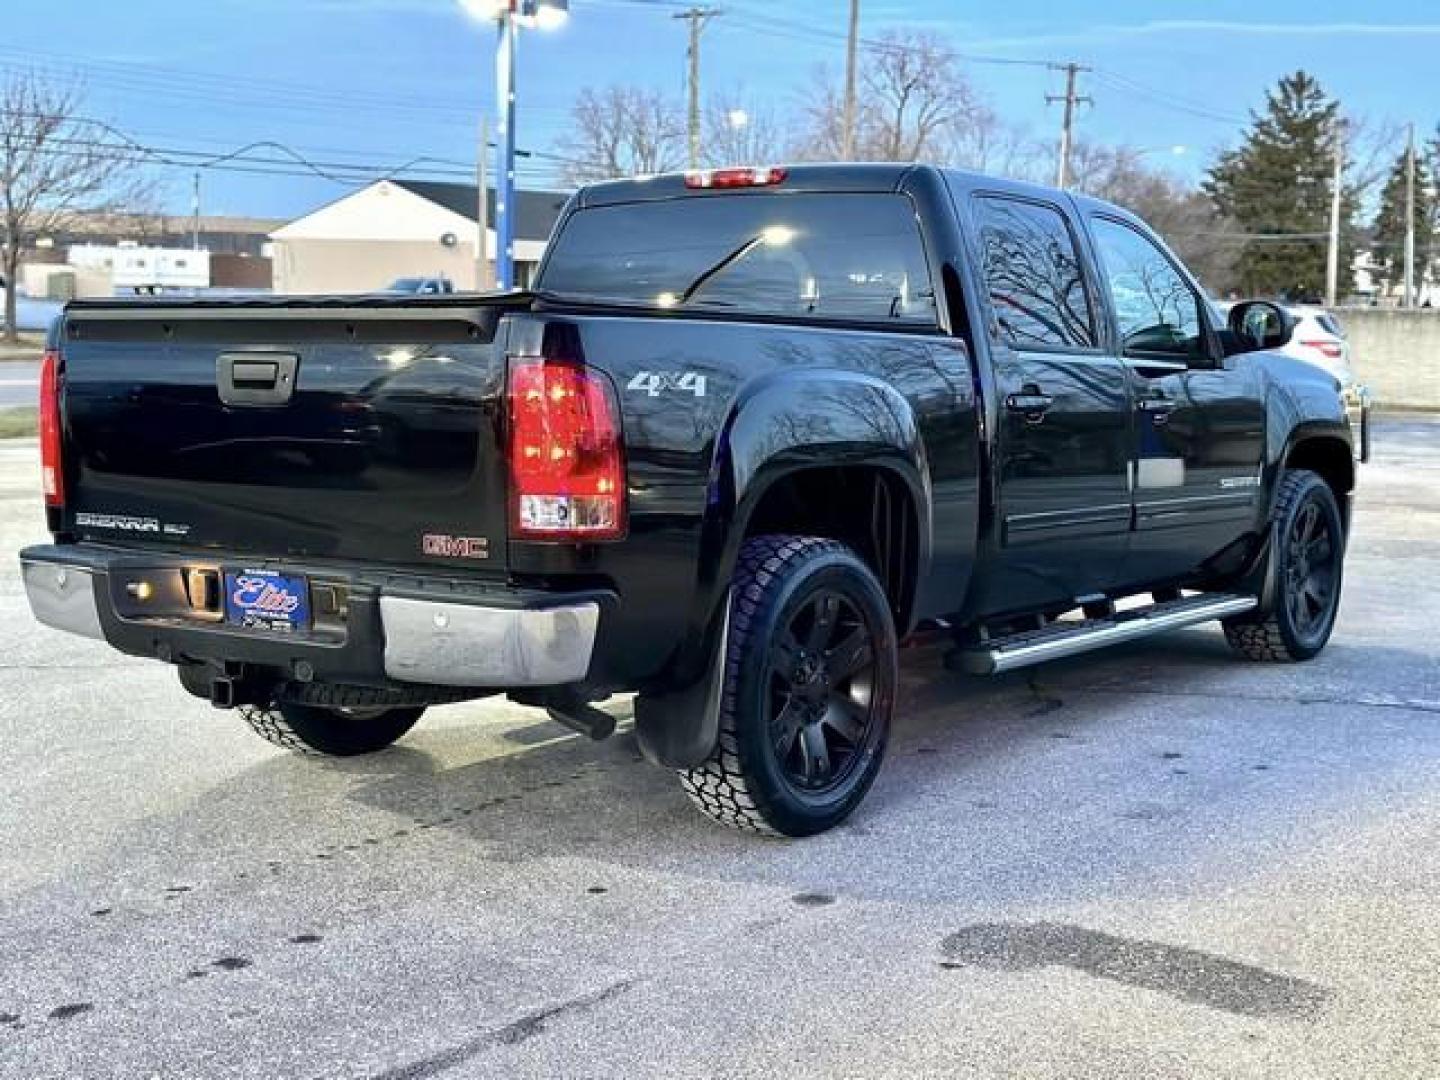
xmin=223 ymin=569 xmax=311 ymax=633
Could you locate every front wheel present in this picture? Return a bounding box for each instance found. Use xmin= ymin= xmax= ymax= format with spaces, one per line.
xmin=240 ymin=702 xmax=424 ymax=756
xmin=679 ymin=535 xmax=898 ymax=837
xmin=1224 ymin=468 xmax=1345 ymax=662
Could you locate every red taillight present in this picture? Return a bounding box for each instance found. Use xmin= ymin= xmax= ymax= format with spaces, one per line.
xmin=1301 ymin=340 xmax=1344 ymax=360
xmin=39 ymin=348 xmax=63 ymax=507
xmin=684 ymin=166 xmax=788 ymax=189
xmin=507 ymin=358 xmax=625 ymax=541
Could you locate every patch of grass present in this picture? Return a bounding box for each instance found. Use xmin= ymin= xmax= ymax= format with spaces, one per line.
xmin=0 ymin=407 xmax=37 ymax=438
xmin=0 ymin=331 xmax=46 ymax=360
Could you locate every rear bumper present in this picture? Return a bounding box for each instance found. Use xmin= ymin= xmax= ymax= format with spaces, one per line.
xmin=20 ymin=544 xmax=605 ymax=690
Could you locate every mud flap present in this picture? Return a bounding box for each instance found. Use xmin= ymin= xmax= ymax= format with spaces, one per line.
xmin=633 ymin=592 xmax=732 ymax=769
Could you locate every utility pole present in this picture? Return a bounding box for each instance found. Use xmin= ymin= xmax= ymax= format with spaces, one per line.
xmin=1405 ymin=121 xmax=1417 ymax=309
xmin=191 ymin=171 xmax=201 ymax=252
xmin=675 ymin=7 xmax=720 ymax=169
xmin=1047 ymin=63 xmax=1091 ymax=189
xmin=476 ymin=114 xmax=493 ymax=291
xmin=841 ymin=0 xmax=860 ymax=160
xmin=1325 ymin=116 xmax=1346 ymax=309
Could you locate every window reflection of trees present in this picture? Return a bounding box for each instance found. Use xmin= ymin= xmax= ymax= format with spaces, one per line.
xmin=1093 ymin=222 xmax=1200 ymax=356
xmin=978 ymin=201 xmax=1094 ymax=349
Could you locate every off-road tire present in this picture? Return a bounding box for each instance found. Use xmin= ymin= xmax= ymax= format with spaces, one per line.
xmin=241 ymin=701 xmax=424 ymax=756
xmin=679 ymin=535 xmax=897 ymax=837
xmin=1224 ymin=468 xmax=1344 ymax=662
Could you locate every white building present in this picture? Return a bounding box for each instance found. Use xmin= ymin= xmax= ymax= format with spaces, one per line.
xmin=269 ymin=179 xmax=568 ymax=294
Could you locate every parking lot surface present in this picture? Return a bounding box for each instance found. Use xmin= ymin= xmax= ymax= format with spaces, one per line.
xmin=1 ymin=418 xmax=1438 ymax=1079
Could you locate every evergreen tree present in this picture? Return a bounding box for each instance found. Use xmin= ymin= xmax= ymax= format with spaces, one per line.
xmin=1371 ymin=148 xmax=1436 ymax=295
xmin=1204 ymin=71 xmax=1358 ymax=300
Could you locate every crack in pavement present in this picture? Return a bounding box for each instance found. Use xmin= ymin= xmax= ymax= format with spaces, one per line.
xmin=358 ymin=979 xmax=638 ymax=1080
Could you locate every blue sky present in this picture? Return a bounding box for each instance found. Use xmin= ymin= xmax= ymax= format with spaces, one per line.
xmin=14 ymin=0 xmax=1440 ymax=219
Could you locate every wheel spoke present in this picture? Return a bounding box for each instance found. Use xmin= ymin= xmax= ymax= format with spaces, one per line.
xmin=1296 ymin=503 xmax=1319 ymax=545
xmin=806 ymin=593 xmax=840 ymax=652
xmin=799 ymin=722 xmax=832 ymax=783
xmin=772 ymin=697 xmax=806 ymax=758
xmin=823 ymin=698 xmax=867 ymax=745
xmin=827 ymin=628 xmax=874 ymax=682
xmin=772 ymin=628 xmax=803 ymax=678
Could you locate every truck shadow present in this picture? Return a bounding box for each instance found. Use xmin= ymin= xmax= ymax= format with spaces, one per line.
xmin=322 ymin=628 xmax=1435 ymax=906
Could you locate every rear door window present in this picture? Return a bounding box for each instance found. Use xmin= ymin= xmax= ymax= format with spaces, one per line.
xmin=973 ymin=196 xmax=1096 ymax=349
xmin=537 ymin=193 xmax=938 ymax=327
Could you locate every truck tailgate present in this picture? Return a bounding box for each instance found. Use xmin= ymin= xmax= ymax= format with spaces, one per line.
xmin=59 ymin=297 xmax=525 ymax=570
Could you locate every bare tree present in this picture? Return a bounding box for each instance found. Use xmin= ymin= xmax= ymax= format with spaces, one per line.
xmin=948 ymin=107 xmax=1049 ymax=182
xmin=555 ymin=85 xmax=686 ymax=185
xmin=795 ymin=30 xmax=984 ymax=163
xmin=1067 ymin=142 xmax=1240 ymax=292
xmin=861 ymin=31 xmax=980 ymax=161
xmin=702 ymin=95 xmax=786 ymax=168
xmin=0 ymin=72 xmax=148 ymax=342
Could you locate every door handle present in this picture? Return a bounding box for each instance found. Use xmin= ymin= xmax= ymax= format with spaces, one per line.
xmin=1137 ymin=396 xmax=1177 ymax=425
xmin=217 ymin=352 xmax=299 ymax=407
xmin=1005 ymin=389 xmax=1054 ymax=423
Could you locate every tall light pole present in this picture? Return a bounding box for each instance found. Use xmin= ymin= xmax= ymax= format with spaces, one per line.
xmin=460 ymin=0 xmax=569 ymax=291
xmin=1325 ymin=116 xmax=1347 ymax=310
xmin=1405 ymin=122 xmax=1417 ymax=309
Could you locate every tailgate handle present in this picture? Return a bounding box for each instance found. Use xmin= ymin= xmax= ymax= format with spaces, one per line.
xmin=217 ymin=353 xmax=299 ymax=407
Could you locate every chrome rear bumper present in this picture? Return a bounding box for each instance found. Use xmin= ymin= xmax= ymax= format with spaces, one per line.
xmin=20 ymin=548 xmax=600 ymax=689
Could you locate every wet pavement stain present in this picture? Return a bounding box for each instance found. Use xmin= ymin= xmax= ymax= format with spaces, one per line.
xmin=48 ymin=1003 xmax=93 ymax=1021
xmin=792 ymin=892 xmax=836 ymax=907
xmin=940 ymin=923 xmax=1331 ymax=1020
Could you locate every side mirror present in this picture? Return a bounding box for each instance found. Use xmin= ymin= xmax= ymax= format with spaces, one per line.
xmin=1227 ymin=300 xmax=1296 ymax=353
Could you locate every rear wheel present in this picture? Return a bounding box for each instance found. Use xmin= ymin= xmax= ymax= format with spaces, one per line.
xmin=240 ymin=702 xmax=424 ymax=756
xmin=679 ymin=535 xmax=897 ymax=837
xmin=1224 ymin=469 xmax=1344 ymax=662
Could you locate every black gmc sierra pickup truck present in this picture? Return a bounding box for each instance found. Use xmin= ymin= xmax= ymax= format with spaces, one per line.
xmin=22 ymin=164 xmax=1365 ymax=836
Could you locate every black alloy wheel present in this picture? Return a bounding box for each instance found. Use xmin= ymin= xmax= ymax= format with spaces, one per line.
xmin=768 ymin=589 xmax=880 ymax=795
xmin=1283 ymin=497 xmax=1340 ymax=642
xmin=1224 ymin=468 xmax=1345 ymax=662
xmin=679 ymin=535 xmax=898 ymax=837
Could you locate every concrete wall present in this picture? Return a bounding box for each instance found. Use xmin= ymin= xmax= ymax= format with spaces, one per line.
xmin=1342 ymin=309 xmax=1440 ymax=410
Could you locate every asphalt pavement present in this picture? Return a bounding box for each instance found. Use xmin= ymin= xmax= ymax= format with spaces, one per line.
xmin=1 ymin=418 xmax=1437 ymax=1079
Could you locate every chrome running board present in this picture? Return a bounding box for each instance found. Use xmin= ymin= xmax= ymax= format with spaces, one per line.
xmin=953 ymin=593 xmax=1259 ymax=676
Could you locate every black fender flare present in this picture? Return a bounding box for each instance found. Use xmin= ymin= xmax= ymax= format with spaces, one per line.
xmin=635 ymin=368 xmax=932 ymax=769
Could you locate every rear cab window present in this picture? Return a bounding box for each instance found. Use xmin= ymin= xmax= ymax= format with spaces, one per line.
xmin=972 ymin=196 xmax=1096 ymax=350
xmin=536 ymin=193 xmax=938 ymax=327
